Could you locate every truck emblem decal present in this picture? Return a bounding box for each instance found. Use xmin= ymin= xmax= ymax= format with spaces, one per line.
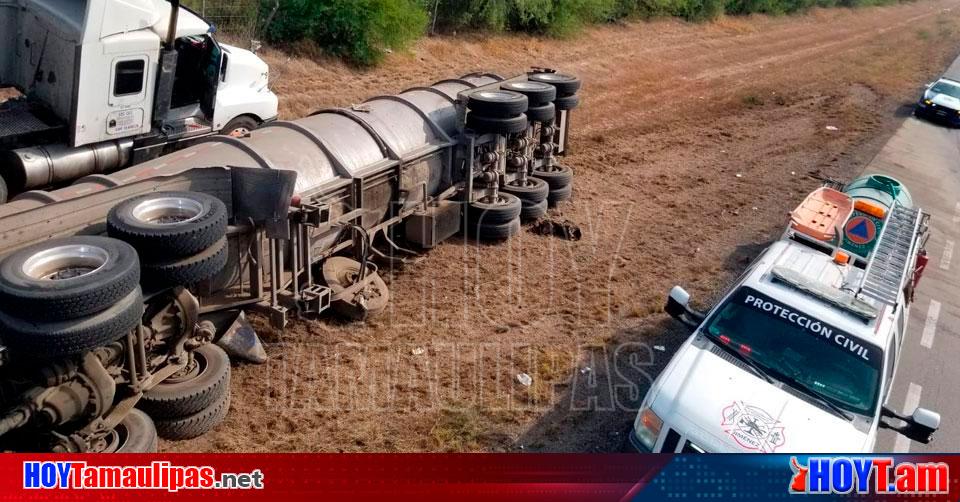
xmin=720 ymin=401 xmax=786 ymax=453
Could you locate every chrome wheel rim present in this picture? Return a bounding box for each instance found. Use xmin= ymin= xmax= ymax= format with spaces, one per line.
xmin=22 ymin=244 xmax=109 ymax=280
xmin=131 ymin=197 xmax=204 ymax=226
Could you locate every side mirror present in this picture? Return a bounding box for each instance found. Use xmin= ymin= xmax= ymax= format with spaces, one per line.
xmin=664 ymin=286 xmax=705 ymax=329
xmin=880 ymin=406 xmax=940 ymax=444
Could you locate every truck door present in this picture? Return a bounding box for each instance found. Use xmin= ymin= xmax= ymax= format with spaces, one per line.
xmin=170 ymin=35 xmax=221 ymax=120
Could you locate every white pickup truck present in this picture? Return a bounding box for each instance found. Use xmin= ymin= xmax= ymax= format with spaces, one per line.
xmin=628 ymin=176 xmax=941 ymax=453
xmin=0 ymin=0 xmax=278 ymax=202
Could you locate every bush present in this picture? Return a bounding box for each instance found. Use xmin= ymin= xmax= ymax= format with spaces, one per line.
xmin=264 ymin=0 xmax=428 ymax=65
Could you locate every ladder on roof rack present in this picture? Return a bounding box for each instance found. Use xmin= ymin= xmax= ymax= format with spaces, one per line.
xmin=858 ymin=203 xmax=924 ymax=306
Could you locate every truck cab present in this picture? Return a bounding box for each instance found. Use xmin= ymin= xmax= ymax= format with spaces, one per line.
xmin=629 ymin=176 xmax=940 ymax=453
xmin=0 ymin=0 xmax=277 ymax=200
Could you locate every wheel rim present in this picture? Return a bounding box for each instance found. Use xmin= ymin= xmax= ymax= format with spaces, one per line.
xmin=508 ymin=82 xmax=550 ymax=91
xmin=21 ymin=244 xmax=110 ymax=281
xmin=476 ymin=90 xmax=515 ymax=101
xmin=228 ymin=127 xmax=251 ymax=138
xmin=533 ymin=73 xmax=573 ymax=82
xmin=131 ymin=196 xmax=204 ymax=226
xmin=166 ymin=352 xmax=205 ymax=384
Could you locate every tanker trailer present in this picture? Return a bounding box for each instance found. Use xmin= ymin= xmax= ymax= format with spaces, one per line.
xmin=0 ymin=69 xmax=582 ymax=452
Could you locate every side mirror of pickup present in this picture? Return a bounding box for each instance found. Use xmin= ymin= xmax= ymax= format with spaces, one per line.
xmin=880 ymin=405 xmax=941 ymax=444
xmin=665 ymin=286 xmax=706 ymax=330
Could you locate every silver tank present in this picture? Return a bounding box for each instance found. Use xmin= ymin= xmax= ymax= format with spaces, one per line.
xmin=0 ymin=74 xmax=501 ymax=233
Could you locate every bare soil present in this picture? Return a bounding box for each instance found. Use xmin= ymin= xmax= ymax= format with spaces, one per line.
xmin=165 ymin=1 xmax=960 ymax=452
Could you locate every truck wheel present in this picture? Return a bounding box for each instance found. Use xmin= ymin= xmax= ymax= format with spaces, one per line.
xmin=520 ymin=199 xmax=548 ymax=221
xmin=548 ymin=184 xmax=573 ymax=206
xmin=141 ymin=237 xmax=228 ymax=289
xmin=107 ymin=191 xmax=227 ymax=260
xmin=554 ymin=94 xmax=581 ymax=111
xmin=0 ymin=286 xmax=143 ymax=358
xmin=139 ymin=344 xmax=231 ymax=419
xmin=500 ymin=177 xmax=549 ymax=203
xmin=525 ymin=103 xmax=556 ymax=123
xmin=500 ymin=81 xmax=556 ymax=107
xmin=222 ymin=115 xmax=259 ymax=138
xmin=467 ymin=90 xmax=528 ymax=118
xmin=466 ymin=218 xmax=521 ymax=241
xmin=0 ymin=236 xmax=140 ymax=322
xmin=100 ymin=409 xmax=158 ymax=453
xmin=466 ymin=114 xmax=529 ymax=135
xmin=323 ymin=257 xmax=390 ymax=320
xmin=466 ymin=193 xmax=522 ymax=225
xmin=528 ymin=73 xmax=581 ymax=97
xmin=155 ymin=389 xmax=230 ymax=440
xmin=533 ymin=164 xmax=574 ymax=190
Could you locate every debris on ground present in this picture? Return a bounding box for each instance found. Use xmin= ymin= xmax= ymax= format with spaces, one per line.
xmin=411 ymin=347 xmax=426 ymax=356
xmin=217 ymin=312 xmax=268 ymax=364
xmin=654 ymin=345 xmax=666 ymax=352
xmin=531 ymin=219 xmax=582 ymax=240
xmin=516 ymin=373 xmax=533 ymax=386
xmin=825 ymin=125 xmax=839 ymax=131
xmin=580 ymin=367 xmax=592 ymax=374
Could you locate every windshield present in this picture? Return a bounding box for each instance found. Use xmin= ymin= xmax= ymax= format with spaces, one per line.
xmin=705 ymin=287 xmax=882 ymax=416
xmin=930 ymin=80 xmax=960 ymax=99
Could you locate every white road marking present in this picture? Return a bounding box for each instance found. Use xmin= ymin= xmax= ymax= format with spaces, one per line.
xmin=954 ymin=202 xmax=960 ymax=224
xmin=893 ymin=383 xmax=923 ymax=454
xmin=941 ymin=240 xmax=954 ymax=271
xmin=920 ymin=300 xmax=941 ymax=349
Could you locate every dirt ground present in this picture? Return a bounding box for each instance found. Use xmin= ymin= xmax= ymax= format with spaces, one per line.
xmin=166 ymin=1 xmax=960 ymax=452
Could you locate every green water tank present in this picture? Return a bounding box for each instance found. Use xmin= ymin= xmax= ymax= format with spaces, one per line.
xmin=843 ymin=174 xmax=913 ymax=209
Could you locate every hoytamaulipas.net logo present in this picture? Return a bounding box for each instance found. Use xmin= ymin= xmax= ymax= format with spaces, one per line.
xmin=23 ymin=461 xmax=264 ymax=492
xmin=789 ymin=456 xmax=948 ymax=495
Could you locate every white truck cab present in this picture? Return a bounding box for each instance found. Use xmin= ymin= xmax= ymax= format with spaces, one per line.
xmin=629 ymin=176 xmax=941 ymax=453
xmin=0 ymin=0 xmax=278 ymax=201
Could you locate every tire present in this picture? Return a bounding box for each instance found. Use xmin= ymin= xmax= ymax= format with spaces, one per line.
xmin=500 ymin=177 xmax=549 ymax=203
xmin=142 ymin=237 xmax=228 ymax=289
xmin=529 ymin=73 xmax=582 ymax=97
xmin=323 ymin=257 xmax=390 ymax=319
xmin=107 ymin=191 xmax=227 ymax=260
xmin=104 ymin=409 xmax=158 ymax=453
xmin=221 ymin=115 xmax=260 ymax=138
xmin=520 ymin=198 xmax=548 ymax=221
xmin=532 ymin=164 xmax=574 ymax=190
xmin=466 ymin=193 xmax=522 ymax=225
xmin=466 ymin=114 xmax=529 ymax=135
xmin=0 ymin=286 xmax=143 ymax=358
xmin=139 ymin=344 xmax=231 ymax=419
xmin=500 ymin=81 xmax=556 ymax=107
xmin=555 ymin=94 xmax=581 ymax=111
xmin=155 ymin=388 xmax=230 ymax=440
xmin=0 ymin=236 xmax=140 ymax=322
xmin=548 ymin=184 xmax=573 ymax=206
xmin=467 ymin=90 xmax=528 ymax=118
xmin=525 ymin=103 xmax=556 ymax=123
xmin=466 ymin=218 xmax=521 ymax=241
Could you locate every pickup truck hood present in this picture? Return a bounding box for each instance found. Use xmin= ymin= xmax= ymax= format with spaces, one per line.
xmin=652 ymin=338 xmax=872 ymax=453
xmin=924 ymin=89 xmax=960 ymax=110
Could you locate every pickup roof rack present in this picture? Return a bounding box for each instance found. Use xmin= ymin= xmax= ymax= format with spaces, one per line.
xmin=785 ymin=185 xmax=928 ymax=312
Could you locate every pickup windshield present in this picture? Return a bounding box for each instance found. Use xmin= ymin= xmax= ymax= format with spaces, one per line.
xmin=705 ymin=287 xmax=882 ymax=416
xmin=930 ymin=80 xmax=960 ymax=99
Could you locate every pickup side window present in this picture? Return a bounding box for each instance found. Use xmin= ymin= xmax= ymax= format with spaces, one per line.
xmin=114 ymin=60 xmax=145 ymax=96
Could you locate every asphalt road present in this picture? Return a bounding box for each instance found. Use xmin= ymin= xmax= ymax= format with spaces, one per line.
xmin=868 ymin=104 xmax=960 ymax=452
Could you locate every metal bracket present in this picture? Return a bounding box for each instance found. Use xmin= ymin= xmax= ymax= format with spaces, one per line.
xmin=299 ymin=284 xmax=331 ymax=315
xmin=298 ymin=203 xmax=330 ymax=227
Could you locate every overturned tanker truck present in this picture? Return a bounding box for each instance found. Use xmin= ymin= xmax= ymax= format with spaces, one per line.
xmin=0 ymin=70 xmax=582 ymax=451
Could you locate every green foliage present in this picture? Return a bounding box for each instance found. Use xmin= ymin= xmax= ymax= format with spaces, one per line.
xmin=263 ymin=0 xmax=428 ymax=66
xmin=250 ymin=0 xmax=913 ymax=65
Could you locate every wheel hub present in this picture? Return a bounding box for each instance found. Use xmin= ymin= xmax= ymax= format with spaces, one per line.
xmin=21 ymin=244 xmax=109 ymax=281
xmin=131 ymin=197 xmax=204 ymax=225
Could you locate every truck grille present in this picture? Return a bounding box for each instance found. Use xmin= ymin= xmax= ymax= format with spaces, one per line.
xmin=659 ymin=427 xmax=708 ymax=453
